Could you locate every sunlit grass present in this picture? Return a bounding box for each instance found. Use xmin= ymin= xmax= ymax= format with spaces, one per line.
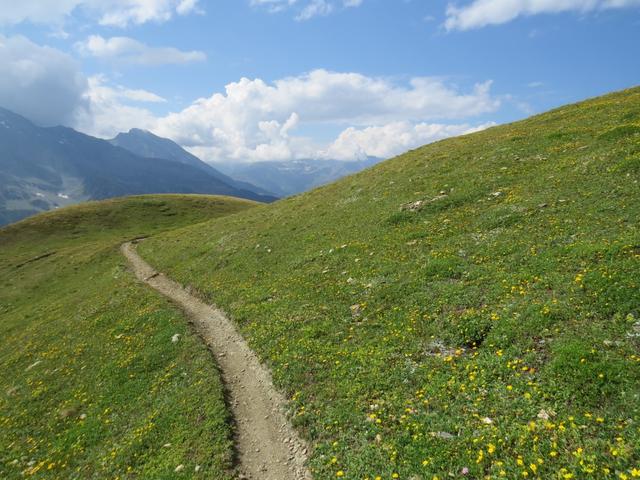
xmin=140 ymin=88 xmax=640 ymax=479
xmin=0 ymin=195 xmax=257 ymax=479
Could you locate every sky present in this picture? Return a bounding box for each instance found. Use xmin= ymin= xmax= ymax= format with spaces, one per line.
xmin=0 ymin=0 xmax=638 ymax=164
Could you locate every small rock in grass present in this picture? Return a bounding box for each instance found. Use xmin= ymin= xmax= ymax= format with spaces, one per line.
xmin=401 ymin=200 xmax=425 ymax=212
xmin=194 ymin=465 xmax=201 ymax=473
xmin=350 ymin=304 xmax=362 ymax=318
xmin=537 ymin=409 xmax=554 ymax=420
xmin=175 ymin=464 xmax=184 ymax=473
xmin=59 ymin=407 xmax=79 ymax=419
xmin=434 ymin=431 xmax=455 ymax=440
xmin=171 ymin=334 xmax=181 ymax=343
xmin=481 ymin=417 xmax=493 ymax=425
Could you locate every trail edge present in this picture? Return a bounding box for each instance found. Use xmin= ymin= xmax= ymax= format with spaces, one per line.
xmin=121 ymin=241 xmax=312 ymax=480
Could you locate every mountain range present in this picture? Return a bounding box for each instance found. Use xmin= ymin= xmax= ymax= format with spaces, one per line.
xmin=0 ymin=107 xmax=275 ymax=225
xmin=109 ymin=129 xmax=276 ymax=198
xmin=215 ymin=157 xmax=382 ymax=197
xmin=0 ymin=107 xmax=383 ymax=225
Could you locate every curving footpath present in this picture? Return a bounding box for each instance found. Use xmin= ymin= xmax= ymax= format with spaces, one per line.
xmin=121 ymin=241 xmax=312 ymax=480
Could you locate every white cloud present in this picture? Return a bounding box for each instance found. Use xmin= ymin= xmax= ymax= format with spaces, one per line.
xmin=0 ymin=35 xmax=164 ymax=133
xmin=0 ymin=34 xmax=88 ymax=126
xmin=118 ymin=87 xmax=166 ymax=103
xmin=0 ymin=0 xmax=201 ymax=27
xmin=250 ymin=0 xmax=299 ymax=14
xmin=1 ymin=34 xmax=491 ymax=161
xmin=150 ymin=69 xmax=500 ymax=162
xmin=0 ymin=34 xmax=501 ymax=162
xmin=445 ymin=0 xmax=640 ymax=31
xmin=296 ymin=0 xmax=334 ymax=20
xmin=251 ymin=0 xmax=364 ymax=19
xmin=75 ymin=75 xmax=160 ymax=138
xmin=176 ymin=0 xmax=199 ymax=15
xmin=76 ymin=35 xmax=206 ymax=66
xmin=324 ymin=121 xmax=496 ymax=160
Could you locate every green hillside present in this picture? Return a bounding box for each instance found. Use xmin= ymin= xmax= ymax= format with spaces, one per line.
xmin=138 ymin=87 xmax=640 ymax=479
xmin=0 ymin=195 xmax=257 ymax=479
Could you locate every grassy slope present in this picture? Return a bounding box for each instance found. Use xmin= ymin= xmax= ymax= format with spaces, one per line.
xmin=141 ymin=88 xmax=640 ymax=479
xmin=0 ymin=195 xmax=256 ymax=479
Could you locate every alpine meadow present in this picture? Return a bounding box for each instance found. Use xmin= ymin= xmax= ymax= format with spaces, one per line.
xmin=2 ymin=86 xmax=638 ymax=479
xmin=1 ymin=1 xmax=640 ymax=480
xmin=0 ymin=196 xmax=256 ymax=479
xmin=137 ymin=87 xmax=640 ymax=480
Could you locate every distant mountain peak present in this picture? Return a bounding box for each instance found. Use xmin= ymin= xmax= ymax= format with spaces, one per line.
xmin=126 ymin=127 xmax=155 ymax=136
xmin=112 ymin=128 xmax=155 ymax=140
xmin=109 ymin=126 xmax=277 ymax=200
xmin=216 ymin=157 xmax=383 ymax=197
xmin=0 ymin=106 xmax=276 ymax=226
xmin=0 ymin=106 xmax=36 ymax=128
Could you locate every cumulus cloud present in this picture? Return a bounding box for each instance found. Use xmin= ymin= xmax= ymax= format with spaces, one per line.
xmin=75 ymin=75 xmax=161 ymax=138
xmin=0 ymin=0 xmax=201 ymax=27
xmin=251 ymin=0 xmax=364 ymax=19
xmin=0 ymin=34 xmax=501 ymax=162
xmin=0 ymin=34 xmax=169 ymax=132
xmin=0 ymin=35 xmax=499 ymax=162
xmin=445 ymin=0 xmax=640 ymax=31
xmin=149 ymin=69 xmax=499 ymax=162
xmin=0 ymin=34 xmax=88 ymax=126
xmin=324 ymin=121 xmax=496 ymax=160
xmin=76 ymin=35 xmax=206 ymax=66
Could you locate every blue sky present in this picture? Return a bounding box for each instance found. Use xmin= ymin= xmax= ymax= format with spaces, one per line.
xmin=0 ymin=0 xmax=638 ymax=163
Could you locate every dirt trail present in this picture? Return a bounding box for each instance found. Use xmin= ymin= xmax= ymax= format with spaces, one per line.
xmin=121 ymin=241 xmax=312 ymax=480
